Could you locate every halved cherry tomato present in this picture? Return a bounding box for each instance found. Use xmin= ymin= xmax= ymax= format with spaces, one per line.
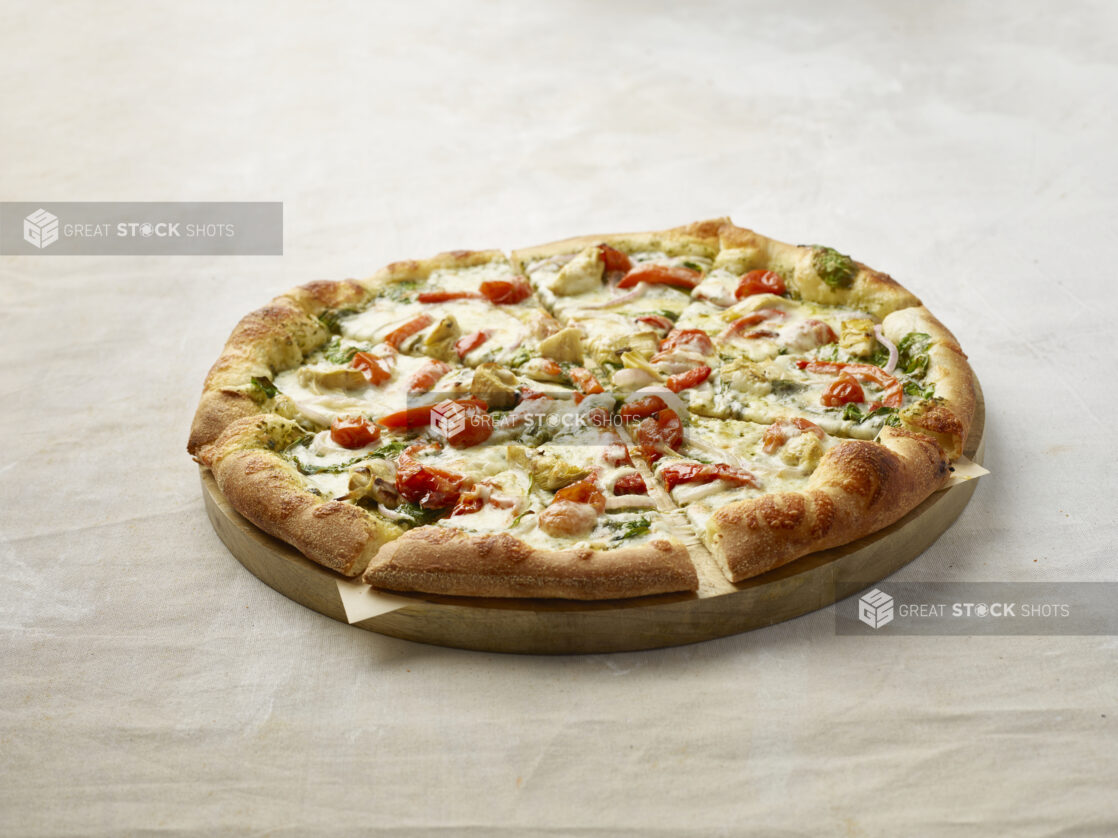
xmin=377 ymin=397 xmax=487 ymax=430
xmin=417 ymin=290 xmax=481 ymax=303
xmin=658 ymin=328 xmax=715 ymax=356
xmin=442 ymin=403 xmax=494 ymax=448
xmin=395 ymin=447 xmax=469 ymax=509
xmin=761 ymin=418 xmax=825 ymax=455
xmin=407 ymin=359 xmax=451 ymax=394
xmin=383 ymin=314 xmax=433 ymax=349
xmin=666 ymin=365 xmax=711 ymax=393
xmin=352 ymin=351 xmax=392 ymax=385
xmin=599 ymin=244 xmax=632 ymax=274
xmin=329 ymin=415 xmax=381 ymax=449
xmin=569 ymin=367 xmax=604 ymax=395
xmin=450 ymin=491 xmax=484 ymax=516
xmin=795 ymin=360 xmax=903 ymax=408
xmin=454 ymin=330 xmax=489 ymax=358
xmin=554 ymin=477 xmax=606 ymax=513
xmin=789 ymin=318 xmax=838 ymax=347
xmin=479 ymin=276 xmax=531 ymax=305
xmin=723 ymin=309 xmax=786 ymax=337
xmin=612 ymin=472 xmax=647 ymax=495
xmin=619 ymin=395 xmax=669 ymax=421
xmin=659 ymin=462 xmax=760 ymax=491
xmin=635 ymin=408 xmax=684 ymax=462
xmin=617 ymin=264 xmax=702 ymax=290
xmin=635 ymin=314 xmax=675 ymax=332
xmin=603 ymin=443 xmax=632 ymax=467
xmin=821 ymin=372 xmax=865 ymax=407
xmin=735 ymin=269 xmax=787 ymax=299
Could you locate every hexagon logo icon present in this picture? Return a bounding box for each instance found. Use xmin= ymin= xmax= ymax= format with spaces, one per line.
xmin=430 ymin=400 xmax=468 ymax=441
xmin=24 ymin=208 xmax=59 ymax=249
xmin=858 ymin=588 xmax=894 ymax=629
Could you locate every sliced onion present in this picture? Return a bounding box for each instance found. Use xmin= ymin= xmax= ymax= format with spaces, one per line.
xmin=874 ymin=325 xmax=899 ymax=375
xmin=673 ymin=480 xmax=741 ymax=505
xmin=376 ymin=504 xmax=413 ymax=522
xmin=684 ymin=436 xmax=745 ymax=470
xmin=584 ymin=282 xmax=647 ymax=309
xmin=605 ymin=494 xmax=656 ymax=510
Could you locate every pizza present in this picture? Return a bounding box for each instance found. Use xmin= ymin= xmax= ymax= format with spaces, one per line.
xmin=188 ymin=219 xmax=975 ymax=600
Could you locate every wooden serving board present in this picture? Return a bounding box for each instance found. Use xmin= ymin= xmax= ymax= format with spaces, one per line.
xmin=201 ymin=385 xmax=985 ymax=654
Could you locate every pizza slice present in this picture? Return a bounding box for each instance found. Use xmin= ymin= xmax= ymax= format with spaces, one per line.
xmin=512 ymin=219 xmax=724 ymax=367
xmin=640 ymin=414 xmax=950 ymax=583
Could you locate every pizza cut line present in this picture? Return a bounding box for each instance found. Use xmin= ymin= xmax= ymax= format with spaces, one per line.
xmin=188 ymin=219 xmax=975 ymax=601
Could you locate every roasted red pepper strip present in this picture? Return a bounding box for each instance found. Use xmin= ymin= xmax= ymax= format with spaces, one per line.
xmin=635 ymin=408 xmax=684 ymax=462
xmin=383 ymin=314 xmax=433 ymax=349
xmin=352 ymin=351 xmax=392 ymax=385
xmin=454 ymin=330 xmax=489 ymax=358
xmin=417 ymin=290 xmax=482 ymax=303
xmin=599 ymin=244 xmax=632 ymax=274
xmin=612 ymin=472 xmax=647 ymax=495
xmin=617 ymin=263 xmax=701 ymax=290
xmin=569 ymin=367 xmax=605 ymax=395
xmin=665 ymin=365 xmax=712 ymax=393
xmin=395 ymin=446 xmax=470 ymax=509
xmin=377 ymin=397 xmax=488 ymax=430
xmin=658 ymin=328 xmax=715 ymax=356
xmin=479 ymin=276 xmax=532 ymax=304
xmin=406 ymin=359 xmax=451 ymax=394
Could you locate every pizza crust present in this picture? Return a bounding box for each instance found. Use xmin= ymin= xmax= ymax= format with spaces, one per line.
xmin=202 ymin=413 xmax=403 ymax=577
xmin=705 ymin=426 xmax=950 ymax=583
xmin=717 ymin=223 xmax=921 ymax=318
xmin=511 ymin=217 xmax=728 ymax=266
xmin=363 ymin=527 xmax=698 ymax=600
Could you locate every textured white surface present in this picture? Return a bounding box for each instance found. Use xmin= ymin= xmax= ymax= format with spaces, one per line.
xmin=2 ymin=1 xmax=1117 ymax=834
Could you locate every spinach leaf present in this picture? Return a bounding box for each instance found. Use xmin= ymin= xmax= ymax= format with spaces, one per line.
xmin=251 ymin=376 xmax=277 ymax=399
xmin=897 ymin=332 xmax=932 ymax=378
xmin=604 ymin=516 xmax=652 ymax=541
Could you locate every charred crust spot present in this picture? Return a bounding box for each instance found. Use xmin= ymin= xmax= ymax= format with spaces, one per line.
xmin=448 ymin=249 xmax=475 ymax=259
xmin=386 ymin=259 xmax=420 ymax=274
xmin=915 ymin=404 xmax=964 ymax=438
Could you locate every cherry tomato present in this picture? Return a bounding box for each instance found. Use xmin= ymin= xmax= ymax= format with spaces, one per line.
xmin=352 ymin=351 xmax=392 ymax=385
xmin=599 ymin=244 xmax=632 ymax=274
xmin=821 ymin=372 xmax=865 ymax=407
xmin=454 ymin=330 xmax=489 ymax=358
xmin=554 ymin=477 xmax=606 ymax=513
xmin=665 ymin=365 xmax=711 ymax=393
xmin=723 ymin=309 xmax=786 ymax=337
xmin=761 ymin=418 xmax=825 ymax=455
xmin=569 ymin=367 xmax=605 ymax=395
xmin=442 ymin=404 xmax=494 ymax=449
xmin=417 ymin=290 xmax=481 ymax=303
xmin=612 ymin=473 xmax=647 ymax=495
xmin=659 ymin=462 xmax=759 ymax=491
xmin=329 ymin=415 xmax=381 ymax=449
xmin=796 ymin=361 xmax=903 ymax=408
xmin=617 ymin=264 xmax=702 ymax=290
xmin=618 ymin=395 xmax=669 ymax=421
xmin=479 ymin=276 xmax=531 ymax=305
xmin=735 ymin=269 xmax=786 ymax=299
xmin=395 ymin=449 xmax=469 ymax=509
xmin=635 ymin=408 xmax=684 ymax=462
xmin=383 ymin=314 xmax=433 ymax=349
xmin=406 ymin=359 xmax=451 ymax=394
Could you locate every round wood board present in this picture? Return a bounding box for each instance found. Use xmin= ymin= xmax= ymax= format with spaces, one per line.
xmin=201 ymin=384 xmax=985 ymax=654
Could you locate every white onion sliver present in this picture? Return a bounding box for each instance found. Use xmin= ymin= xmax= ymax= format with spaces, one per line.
xmin=874 ymin=325 xmax=899 ymax=375
xmin=376 ymin=504 xmax=412 ymax=522
xmin=674 ymin=480 xmax=740 ymax=505
xmin=584 ymin=282 xmax=647 ymax=309
xmin=685 ymin=436 xmax=745 ymax=470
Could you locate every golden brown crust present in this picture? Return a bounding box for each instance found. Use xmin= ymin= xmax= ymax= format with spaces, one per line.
xmin=883 ymin=306 xmax=976 ymax=459
xmin=511 ymin=217 xmax=729 ymax=268
xmin=363 ymin=528 xmax=698 ymax=599
xmin=716 ymin=223 xmax=921 ymax=318
xmin=707 ymin=427 xmax=950 ymax=582
xmin=203 ymin=414 xmax=402 ymax=577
